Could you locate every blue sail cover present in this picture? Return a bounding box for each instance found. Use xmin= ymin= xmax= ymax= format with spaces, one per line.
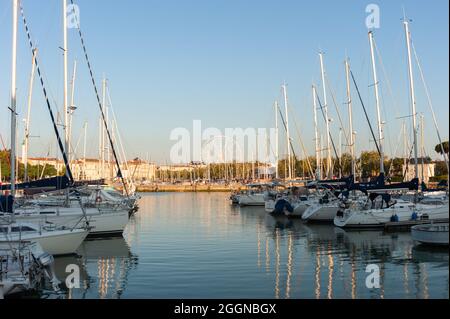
xmin=0 ymin=176 xmax=71 ymax=191
xmin=0 ymin=195 xmax=13 ymax=213
xmin=305 ymin=173 xmax=418 ymax=195
xmin=350 ymin=173 xmax=419 ymax=194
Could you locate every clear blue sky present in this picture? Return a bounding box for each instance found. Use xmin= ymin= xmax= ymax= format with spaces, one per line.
xmin=0 ymin=0 xmax=448 ymax=163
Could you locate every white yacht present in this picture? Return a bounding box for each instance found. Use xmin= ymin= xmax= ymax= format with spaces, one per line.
xmin=12 ymin=189 xmax=131 ymax=236
xmin=238 ymin=184 xmax=269 ymax=207
xmin=334 ymin=199 xmax=449 ymax=229
xmin=0 ymin=222 xmax=89 ymax=256
xmin=301 ymin=190 xmax=342 ymax=222
xmin=411 ymin=223 xmax=449 ymax=246
xmin=11 ymin=206 xmax=129 ymax=237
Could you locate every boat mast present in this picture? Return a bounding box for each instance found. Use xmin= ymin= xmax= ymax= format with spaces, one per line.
xmin=338 ymin=128 xmax=342 ymax=178
xmin=101 ymin=77 xmax=106 ymax=179
xmin=63 ymin=0 xmax=70 ymax=164
xmin=68 ymin=60 xmax=77 ymax=169
xmin=319 ymin=52 xmax=332 ymax=179
xmin=312 ymin=85 xmax=321 ymax=180
xmin=420 ymin=114 xmax=424 ymax=183
xmin=282 ymin=83 xmax=292 ymax=180
xmin=23 ymin=48 xmax=37 ymax=182
xmin=403 ymin=121 xmax=408 ymax=182
xmin=274 ymin=101 xmax=279 ymax=179
xmin=404 ymin=20 xmax=419 ymax=181
xmin=10 ymin=0 xmax=18 ymax=197
xmin=105 ymin=80 xmax=111 ymax=179
xmin=83 ymin=121 xmax=87 ymax=180
xmin=345 ymin=59 xmax=355 ymax=182
xmin=368 ymin=31 xmax=385 ymax=175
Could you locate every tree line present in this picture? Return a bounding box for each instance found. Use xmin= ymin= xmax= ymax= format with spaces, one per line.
xmin=0 ymin=150 xmax=57 ymax=183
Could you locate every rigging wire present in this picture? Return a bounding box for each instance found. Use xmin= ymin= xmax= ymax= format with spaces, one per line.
xmin=349 ymin=70 xmax=381 ymax=157
xmin=314 ymin=91 xmax=342 ymax=174
xmin=19 ymin=3 xmax=74 ymax=184
xmin=287 ymin=104 xmax=315 ymax=179
xmin=69 ymin=0 xmax=129 ymax=196
xmin=325 ymin=75 xmax=349 ymax=146
xmin=411 ymin=41 xmax=449 ymax=173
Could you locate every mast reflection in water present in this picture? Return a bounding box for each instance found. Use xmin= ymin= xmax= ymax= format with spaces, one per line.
xmin=37 ymin=193 xmax=448 ymax=299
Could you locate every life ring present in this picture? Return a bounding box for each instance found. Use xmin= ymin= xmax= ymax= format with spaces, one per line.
xmin=95 ymin=196 xmax=103 ymax=204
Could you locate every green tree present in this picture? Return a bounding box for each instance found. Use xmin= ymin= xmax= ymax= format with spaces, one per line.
xmin=435 ymin=141 xmax=449 ymax=155
xmin=435 ymin=161 xmax=448 ymax=177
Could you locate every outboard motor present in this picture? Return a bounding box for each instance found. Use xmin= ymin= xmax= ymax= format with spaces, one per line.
xmin=37 ymin=252 xmax=61 ymax=292
xmin=30 ymin=243 xmax=61 ymax=292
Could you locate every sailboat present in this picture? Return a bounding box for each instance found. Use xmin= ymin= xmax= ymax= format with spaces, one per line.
xmin=6 ymin=0 xmax=134 ymax=236
xmin=0 ymin=220 xmax=88 ymax=256
xmin=1 ymin=0 xmax=89 ymax=256
xmin=334 ymin=19 xmax=449 ymax=229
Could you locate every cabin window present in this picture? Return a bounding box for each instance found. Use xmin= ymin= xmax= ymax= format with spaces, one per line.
xmin=0 ymin=228 xmax=7 ymax=233
xmin=40 ymin=211 xmax=56 ymax=215
xmin=11 ymin=226 xmax=35 ymax=232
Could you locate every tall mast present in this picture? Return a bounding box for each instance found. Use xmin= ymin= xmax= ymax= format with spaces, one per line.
xmin=63 ymin=0 xmax=70 ymax=164
xmin=274 ymin=101 xmax=279 ymax=179
xmin=345 ymin=59 xmax=355 ymax=181
xmin=404 ymin=20 xmax=419 ymax=180
xmin=23 ymin=48 xmax=37 ymax=182
xmin=101 ymin=77 xmax=106 ymax=179
xmin=312 ymin=85 xmax=321 ymax=180
xmin=83 ymin=121 xmax=87 ymax=180
xmin=98 ymin=117 xmax=102 ymax=176
xmin=105 ymin=80 xmax=111 ymax=179
xmin=319 ymin=52 xmax=332 ymax=179
xmin=403 ymin=121 xmax=408 ymax=182
xmin=420 ymin=114 xmax=424 ymax=183
xmin=68 ymin=60 xmax=77 ymax=164
xmin=338 ymin=128 xmax=342 ymax=178
xmin=368 ymin=31 xmax=384 ymax=175
xmin=283 ymin=83 xmax=292 ymax=180
xmin=10 ymin=0 xmax=18 ymax=197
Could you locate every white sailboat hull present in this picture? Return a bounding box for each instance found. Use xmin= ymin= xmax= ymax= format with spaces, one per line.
xmin=302 ymin=204 xmax=339 ymax=222
xmin=3 ymin=229 xmax=88 ymax=256
xmin=285 ymin=202 xmax=309 ymax=218
xmin=334 ymin=203 xmax=449 ymax=228
xmin=411 ymin=223 xmax=449 ymax=245
xmin=12 ymin=207 xmax=129 ymax=236
xmin=239 ymin=194 xmax=265 ymax=206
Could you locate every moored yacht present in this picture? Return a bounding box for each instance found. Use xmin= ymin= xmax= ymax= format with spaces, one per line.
xmin=238 ymin=183 xmax=271 ymax=207
xmin=334 ymin=198 xmax=449 ymax=229
xmin=0 ymin=221 xmax=89 ymax=256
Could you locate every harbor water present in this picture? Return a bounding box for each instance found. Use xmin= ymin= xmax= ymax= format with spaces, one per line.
xmin=42 ymin=193 xmax=449 ymax=299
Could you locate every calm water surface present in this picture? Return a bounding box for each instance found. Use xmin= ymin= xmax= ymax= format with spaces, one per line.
xmin=47 ymin=193 xmax=448 ymax=299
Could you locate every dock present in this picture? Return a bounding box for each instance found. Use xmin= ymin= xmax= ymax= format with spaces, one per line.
xmin=134 ymin=184 xmax=244 ymax=193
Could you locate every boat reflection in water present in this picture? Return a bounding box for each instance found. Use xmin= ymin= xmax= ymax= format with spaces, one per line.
xmin=35 ymin=193 xmax=446 ymax=299
xmin=43 ymin=237 xmax=138 ymax=299
xmin=260 ymin=215 xmax=449 ymax=299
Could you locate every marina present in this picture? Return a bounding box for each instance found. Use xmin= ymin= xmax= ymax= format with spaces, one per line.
xmin=9 ymin=192 xmax=448 ymax=299
xmin=0 ymin=0 xmax=448 ymax=303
